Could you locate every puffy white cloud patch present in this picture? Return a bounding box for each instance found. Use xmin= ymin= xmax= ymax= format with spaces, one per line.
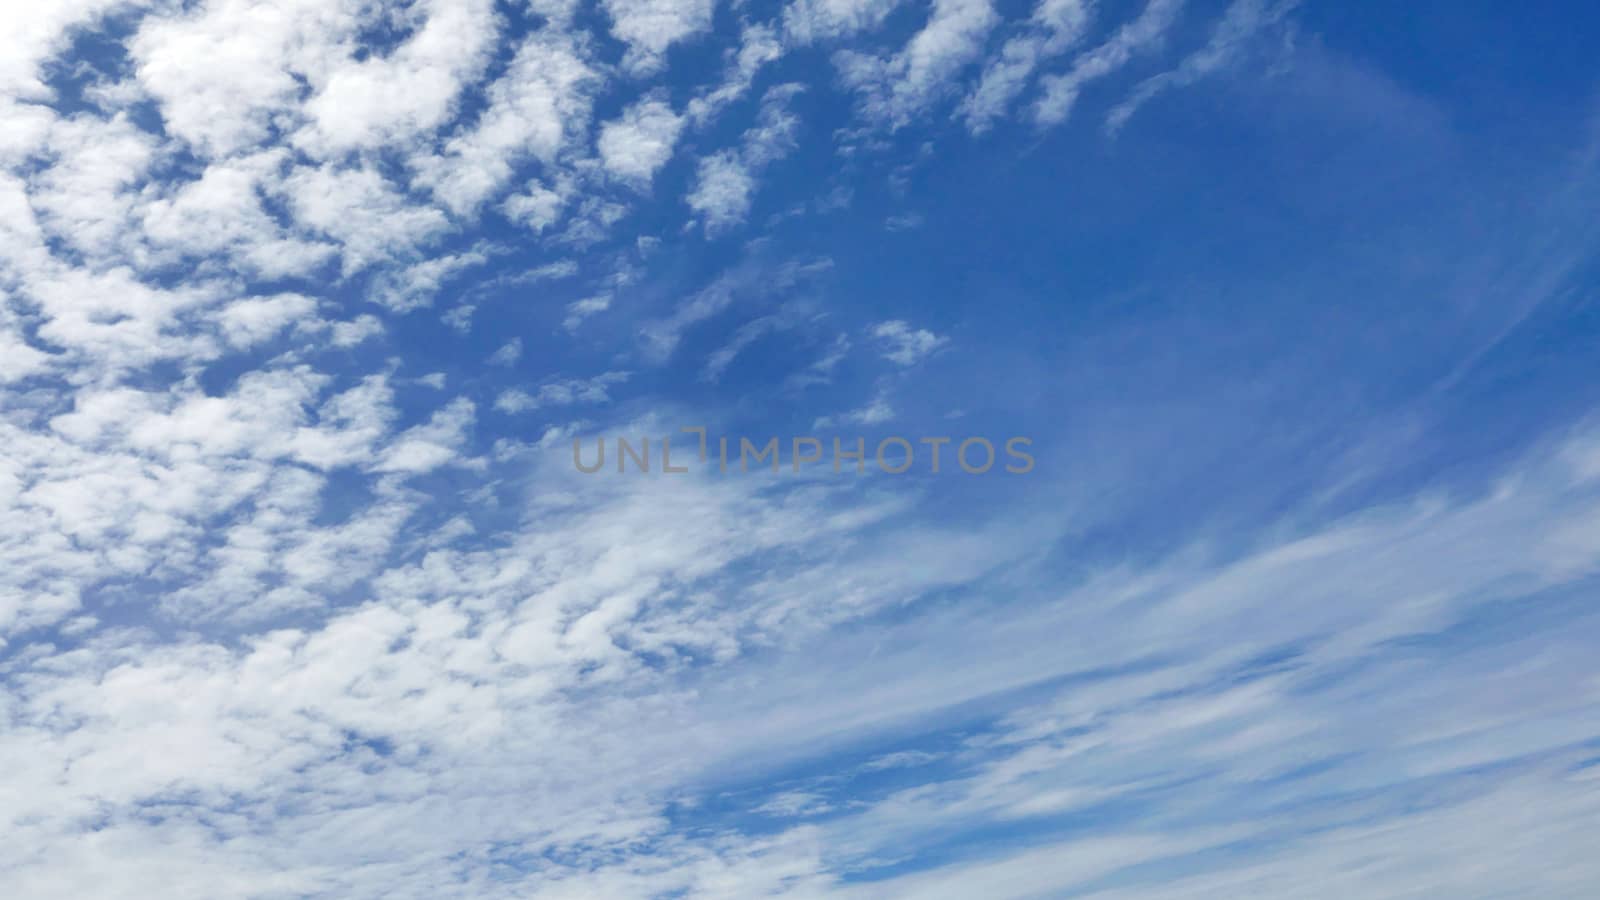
xmin=410 ymin=29 xmax=599 ymax=215
xmin=961 ymin=0 xmax=1093 ymax=132
xmin=686 ymin=84 xmax=802 ymax=231
xmin=836 ymin=0 xmax=1000 ymax=127
xmin=603 ymin=0 xmax=716 ymax=73
xmin=686 ymin=149 xmax=757 ymax=231
xmin=295 ymin=0 xmax=501 ymax=155
xmin=870 ymin=319 xmax=947 ymax=365
xmin=598 ymin=98 xmax=686 ymax=185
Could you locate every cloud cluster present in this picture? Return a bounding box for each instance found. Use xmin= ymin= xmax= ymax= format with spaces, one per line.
xmin=9 ymin=2 xmax=1581 ymax=899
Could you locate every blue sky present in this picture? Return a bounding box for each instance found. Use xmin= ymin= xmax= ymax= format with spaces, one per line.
xmin=3 ymin=0 xmax=1600 ymax=896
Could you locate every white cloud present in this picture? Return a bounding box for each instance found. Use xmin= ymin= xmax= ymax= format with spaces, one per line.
xmin=563 ymin=293 xmax=613 ymax=331
xmin=488 ymin=338 xmax=523 ymax=367
xmin=1105 ymin=0 xmax=1299 ymax=135
xmin=410 ymin=30 xmax=598 ymax=215
xmin=686 ymin=23 xmax=785 ymax=124
xmin=0 ymin=0 xmax=138 ymax=102
xmin=5 ymin=397 xmax=1600 ymax=895
xmin=129 ymin=0 xmax=368 ymax=157
xmin=686 ymin=150 xmax=756 ymax=231
xmin=751 ymin=790 xmax=834 ymax=818
xmin=140 ymin=151 xmax=338 ymax=280
xmin=961 ymin=0 xmax=1093 ymax=133
xmin=494 ymin=371 xmax=629 ymax=412
xmin=640 ymin=253 xmax=833 ymax=361
xmin=283 ymin=163 xmax=451 ymax=275
xmin=0 ymin=327 xmax=52 ymax=384
xmin=330 ymin=315 xmax=384 ymax=347
xmin=783 ymin=0 xmax=906 ymax=45
xmin=835 ymin=0 xmax=1000 ymax=127
xmin=813 ymin=387 xmax=894 ymax=427
xmin=603 ymin=0 xmax=716 ymax=73
xmin=597 ymin=98 xmax=685 ymax=185
xmin=702 ymin=315 xmax=781 ymax=382
xmin=785 ymin=333 xmax=851 ymax=390
xmin=870 ymin=319 xmax=947 ymax=365
xmin=294 ymin=0 xmax=501 ymax=156
xmin=373 ymin=246 xmax=492 ymax=311
xmin=1035 ymin=0 xmax=1188 ymax=127
xmin=685 ymin=85 xmax=803 ymax=231
xmin=214 ymin=293 xmax=318 ymax=348
xmin=26 ymin=112 xmax=156 ymax=262
xmin=372 ymin=397 xmax=475 ymax=474
xmin=502 ymin=178 xmax=572 ymax=232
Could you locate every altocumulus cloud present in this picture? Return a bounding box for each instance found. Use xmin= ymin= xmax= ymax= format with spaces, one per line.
xmin=3 ymin=1 xmax=1600 ymax=898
